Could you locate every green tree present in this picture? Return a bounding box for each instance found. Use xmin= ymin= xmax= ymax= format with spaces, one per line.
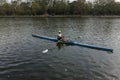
xmin=10 ymin=1 xmax=18 ymax=15
xmin=31 ymin=2 xmax=41 ymax=15
xmin=18 ymin=2 xmax=31 ymax=15
xmin=69 ymin=0 xmax=89 ymax=15
xmin=52 ymin=0 xmax=69 ymax=15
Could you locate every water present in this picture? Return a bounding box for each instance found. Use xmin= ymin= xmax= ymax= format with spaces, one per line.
xmin=0 ymin=17 xmax=119 ymax=80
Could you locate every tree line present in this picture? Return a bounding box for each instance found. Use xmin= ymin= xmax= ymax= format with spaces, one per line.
xmin=0 ymin=0 xmax=120 ymax=16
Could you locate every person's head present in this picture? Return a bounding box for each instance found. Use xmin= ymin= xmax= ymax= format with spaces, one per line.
xmin=58 ymin=31 xmax=61 ymax=33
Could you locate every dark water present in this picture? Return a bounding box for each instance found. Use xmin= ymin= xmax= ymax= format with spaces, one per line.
xmin=0 ymin=17 xmax=120 ymax=80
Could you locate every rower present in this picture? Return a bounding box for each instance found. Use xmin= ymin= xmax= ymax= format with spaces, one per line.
xmin=57 ymin=31 xmax=64 ymax=49
xmin=57 ymin=31 xmax=64 ymax=41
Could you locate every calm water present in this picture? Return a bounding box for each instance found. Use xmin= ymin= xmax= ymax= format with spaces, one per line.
xmin=0 ymin=17 xmax=120 ymax=80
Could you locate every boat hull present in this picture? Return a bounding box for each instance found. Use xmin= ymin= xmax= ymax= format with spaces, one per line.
xmin=32 ymin=34 xmax=113 ymax=52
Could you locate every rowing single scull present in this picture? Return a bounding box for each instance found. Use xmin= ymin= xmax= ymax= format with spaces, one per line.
xmin=32 ymin=34 xmax=113 ymax=52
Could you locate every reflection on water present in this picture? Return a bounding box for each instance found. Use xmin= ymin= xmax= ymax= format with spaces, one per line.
xmin=56 ymin=42 xmax=63 ymax=50
xmin=0 ymin=17 xmax=120 ymax=80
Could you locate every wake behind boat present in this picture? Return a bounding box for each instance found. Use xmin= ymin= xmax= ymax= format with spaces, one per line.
xmin=32 ymin=34 xmax=113 ymax=52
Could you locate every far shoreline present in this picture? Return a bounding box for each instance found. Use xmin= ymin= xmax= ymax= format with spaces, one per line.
xmin=0 ymin=15 xmax=120 ymax=18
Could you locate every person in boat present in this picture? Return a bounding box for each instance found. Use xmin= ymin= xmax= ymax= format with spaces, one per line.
xmin=57 ymin=31 xmax=64 ymax=49
xmin=57 ymin=31 xmax=64 ymax=41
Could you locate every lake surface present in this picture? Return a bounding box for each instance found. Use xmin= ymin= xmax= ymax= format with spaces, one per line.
xmin=0 ymin=17 xmax=120 ymax=80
